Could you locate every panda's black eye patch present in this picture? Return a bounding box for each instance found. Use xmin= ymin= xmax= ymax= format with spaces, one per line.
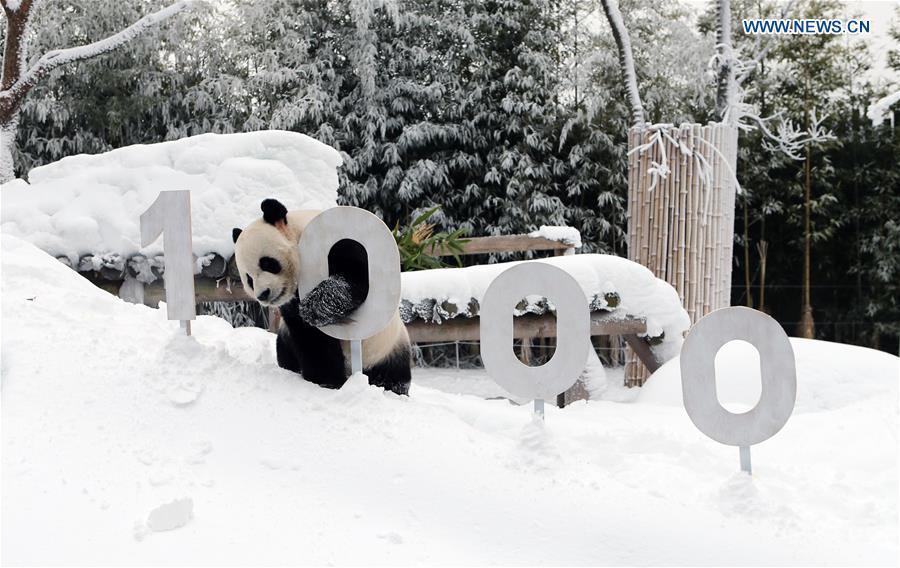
xmin=246 ymin=274 xmax=254 ymax=289
xmin=259 ymin=256 xmax=282 ymax=274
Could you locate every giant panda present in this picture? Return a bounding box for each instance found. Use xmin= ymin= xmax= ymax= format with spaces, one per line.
xmin=231 ymin=198 xmax=411 ymax=395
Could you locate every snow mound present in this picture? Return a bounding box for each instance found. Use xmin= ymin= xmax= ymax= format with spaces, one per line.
xmin=529 ymin=225 xmax=583 ymax=248
xmin=2 ymin=237 xmax=897 ymax=565
xmin=1 ymin=130 xmax=341 ymax=262
xmin=637 ymin=337 xmax=899 ymax=413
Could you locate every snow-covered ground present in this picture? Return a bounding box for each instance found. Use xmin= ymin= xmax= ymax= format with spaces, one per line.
xmin=2 ymin=236 xmax=898 ymax=566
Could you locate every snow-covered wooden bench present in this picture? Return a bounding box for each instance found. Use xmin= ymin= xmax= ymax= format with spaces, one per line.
xmin=399 ymin=254 xmax=689 ymax=401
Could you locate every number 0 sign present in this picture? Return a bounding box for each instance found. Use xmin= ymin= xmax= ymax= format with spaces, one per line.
xmin=680 ymin=306 xmax=797 ymax=474
xmin=296 ymin=207 xmax=401 ymax=375
xmin=480 ymin=262 xmax=590 ymax=418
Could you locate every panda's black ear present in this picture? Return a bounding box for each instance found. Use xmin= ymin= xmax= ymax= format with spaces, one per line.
xmin=232 ymin=228 xmax=242 ymax=243
xmin=261 ymin=199 xmax=288 ymax=225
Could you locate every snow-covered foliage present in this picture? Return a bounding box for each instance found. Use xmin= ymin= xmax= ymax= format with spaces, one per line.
xmin=868 ymin=90 xmax=900 ymax=126
xmin=401 ymin=254 xmax=690 ymax=360
xmin=0 ymin=131 xmax=340 ymax=262
xmin=2 ymin=236 xmax=897 ymax=565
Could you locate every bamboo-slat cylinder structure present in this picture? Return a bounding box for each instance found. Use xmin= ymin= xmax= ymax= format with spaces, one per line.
xmin=625 ymin=122 xmax=739 ymax=386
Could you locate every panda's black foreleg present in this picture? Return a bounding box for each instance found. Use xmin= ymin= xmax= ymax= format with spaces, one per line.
xmin=365 ymin=345 xmax=412 ymax=396
xmin=278 ymin=298 xmax=349 ymax=389
xmin=275 ymin=328 xmax=303 ymax=374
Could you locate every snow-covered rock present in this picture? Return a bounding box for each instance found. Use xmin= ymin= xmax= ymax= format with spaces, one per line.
xmin=1 ymin=130 xmax=341 ymax=263
xmin=3 ymin=236 xmax=896 ymax=565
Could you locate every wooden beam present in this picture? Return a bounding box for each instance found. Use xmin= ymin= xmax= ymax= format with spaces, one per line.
xmin=406 ymin=312 xmax=646 ymax=343
xmin=429 ymin=234 xmax=574 ymax=257
xmin=79 ymin=272 xmax=251 ymax=305
xmin=623 ymin=333 xmax=662 ymax=374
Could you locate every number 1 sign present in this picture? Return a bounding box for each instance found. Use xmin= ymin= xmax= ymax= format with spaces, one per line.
xmin=140 ymin=190 xmax=196 ymax=335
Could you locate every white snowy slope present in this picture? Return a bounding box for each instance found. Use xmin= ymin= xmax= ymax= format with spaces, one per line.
xmin=2 ymin=236 xmax=898 ymax=566
xmin=0 ymin=131 xmax=341 ymax=262
xmin=638 ymin=338 xmax=900 ymax=414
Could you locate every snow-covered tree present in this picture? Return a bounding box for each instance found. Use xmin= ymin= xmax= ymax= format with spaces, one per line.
xmin=0 ymin=0 xmax=197 ymax=183
xmin=7 ymin=0 xmax=240 ymax=177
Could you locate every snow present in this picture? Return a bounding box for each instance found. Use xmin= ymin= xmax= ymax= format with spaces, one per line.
xmin=3 ymin=236 xmax=897 ymax=565
xmin=401 ymin=254 xmax=691 ymax=360
xmin=529 ymin=225 xmax=583 ymax=248
xmin=638 ymin=337 xmax=899 ymax=414
xmin=868 ymin=90 xmax=900 ymax=127
xmin=1 ymin=131 xmax=341 ymax=262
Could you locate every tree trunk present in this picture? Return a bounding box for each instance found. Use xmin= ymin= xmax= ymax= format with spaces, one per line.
xmin=743 ymin=193 xmax=753 ymax=307
xmin=0 ymin=113 xmax=18 ymax=182
xmin=715 ymin=0 xmax=736 ymax=121
xmin=799 ymin=139 xmax=815 ymax=338
xmin=798 ymin=86 xmax=815 ymax=339
xmin=599 ymin=0 xmax=645 ymax=128
xmin=757 ymin=238 xmax=768 ymax=312
xmin=1 ymin=0 xmax=32 ymax=182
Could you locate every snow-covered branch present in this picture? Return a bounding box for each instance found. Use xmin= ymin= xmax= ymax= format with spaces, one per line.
xmin=1 ymin=0 xmax=197 ymax=104
xmin=737 ymin=106 xmax=834 ymax=160
xmin=0 ymin=0 xmax=198 ymax=184
xmin=599 ymin=0 xmax=645 ymax=129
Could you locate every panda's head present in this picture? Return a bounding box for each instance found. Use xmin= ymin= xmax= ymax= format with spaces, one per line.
xmin=232 ymin=198 xmax=302 ymax=308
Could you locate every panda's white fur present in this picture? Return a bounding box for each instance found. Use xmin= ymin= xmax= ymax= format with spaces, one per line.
xmin=233 ymin=203 xmax=411 ymax=390
xmin=234 ymin=210 xmax=316 ymax=309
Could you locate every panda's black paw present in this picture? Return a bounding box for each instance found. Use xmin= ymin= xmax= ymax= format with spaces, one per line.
xmin=297 ymin=275 xmax=360 ymax=327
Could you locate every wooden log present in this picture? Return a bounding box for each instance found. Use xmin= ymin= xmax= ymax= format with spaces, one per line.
xmin=428 ymin=234 xmax=574 ymax=257
xmin=623 ymin=334 xmax=662 ymax=374
xmin=406 ymin=312 xmax=646 ymax=343
xmin=141 ymin=277 xmax=252 ymax=306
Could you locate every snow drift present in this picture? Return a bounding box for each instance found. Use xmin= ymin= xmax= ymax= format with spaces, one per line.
xmin=2 ymin=236 xmax=897 ymax=565
xmin=0 ymin=130 xmax=341 ymax=262
xmin=639 ymin=337 xmax=899 ymax=414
